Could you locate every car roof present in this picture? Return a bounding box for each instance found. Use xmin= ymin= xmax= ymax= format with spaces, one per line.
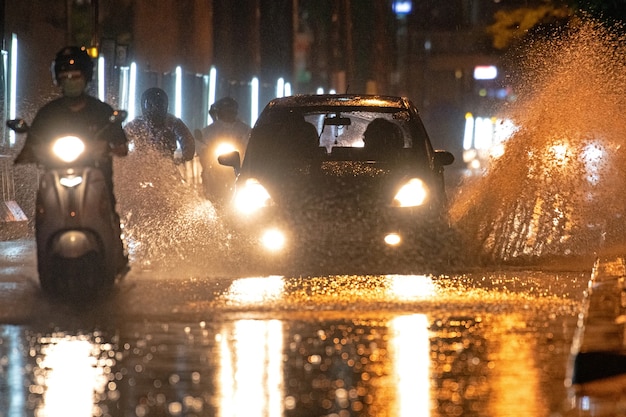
xmin=263 ymin=94 xmax=413 ymax=111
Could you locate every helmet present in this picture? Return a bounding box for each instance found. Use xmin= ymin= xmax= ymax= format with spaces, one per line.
xmin=213 ymin=97 xmax=238 ymax=122
xmin=214 ymin=97 xmax=238 ymax=113
xmin=52 ymin=46 xmax=93 ymax=83
xmin=141 ymin=87 xmax=169 ymax=121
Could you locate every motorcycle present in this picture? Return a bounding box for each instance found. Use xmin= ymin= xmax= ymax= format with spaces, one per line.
xmin=197 ymin=133 xmax=245 ymax=207
xmin=7 ymin=110 xmax=129 ymax=301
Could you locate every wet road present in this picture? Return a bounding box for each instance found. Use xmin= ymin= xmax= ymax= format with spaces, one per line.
xmin=0 ymin=239 xmax=589 ymax=417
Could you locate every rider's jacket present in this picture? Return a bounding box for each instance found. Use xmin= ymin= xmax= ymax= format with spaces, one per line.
xmin=124 ymin=113 xmax=196 ymax=162
xmin=15 ymin=94 xmax=127 ymax=166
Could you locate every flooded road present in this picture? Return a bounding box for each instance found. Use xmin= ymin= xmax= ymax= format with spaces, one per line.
xmin=5 ymin=16 xmax=625 ymax=417
xmin=0 ymin=239 xmax=588 ymax=417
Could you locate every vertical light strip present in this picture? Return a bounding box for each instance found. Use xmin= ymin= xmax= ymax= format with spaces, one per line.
xmin=128 ymin=62 xmax=137 ymax=122
xmin=463 ymin=112 xmax=474 ymax=151
xmin=9 ymin=34 xmax=18 ymax=145
xmin=276 ymin=77 xmax=284 ymax=98
xmin=207 ymin=66 xmax=217 ymax=124
xmin=203 ymin=74 xmax=210 ymax=124
xmin=209 ymin=66 xmax=217 ymax=104
xmin=9 ymin=34 xmax=17 ymax=120
xmin=98 ymin=56 xmax=105 ymax=101
xmin=119 ymin=67 xmax=129 ymax=113
xmin=175 ymin=66 xmax=182 ymax=119
xmin=2 ymin=49 xmax=7 ymax=146
xmin=284 ymin=82 xmax=292 ymax=97
xmin=250 ymin=77 xmax=259 ymax=127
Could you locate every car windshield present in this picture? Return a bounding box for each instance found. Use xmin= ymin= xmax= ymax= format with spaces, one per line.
xmin=304 ymin=110 xmax=411 ymax=151
xmin=248 ymin=106 xmax=431 ymax=166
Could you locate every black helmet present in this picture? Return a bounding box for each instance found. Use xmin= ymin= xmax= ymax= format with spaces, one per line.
xmin=141 ymin=87 xmax=169 ymax=121
xmin=53 ymin=46 xmax=93 ymax=83
xmin=214 ymin=97 xmax=238 ymax=113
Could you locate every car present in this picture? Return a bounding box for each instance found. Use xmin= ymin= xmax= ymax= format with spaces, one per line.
xmin=218 ymin=94 xmax=455 ymax=274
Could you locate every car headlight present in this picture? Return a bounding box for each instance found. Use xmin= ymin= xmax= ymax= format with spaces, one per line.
xmin=384 ymin=232 xmax=402 ymax=246
xmin=233 ymin=178 xmax=273 ymax=215
xmin=392 ymin=178 xmax=428 ymax=207
xmin=260 ymin=228 xmax=286 ymax=252
xmin=52 ymin=136 xmax=85 ymax=163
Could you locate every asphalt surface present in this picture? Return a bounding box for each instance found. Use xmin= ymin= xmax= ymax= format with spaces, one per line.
xmin=0 ymin=237 xmax=600 ymax=416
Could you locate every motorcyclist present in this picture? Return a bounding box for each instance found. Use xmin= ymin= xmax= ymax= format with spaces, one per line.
xmin=196 ymin=97 xmax=251 ymax=203
xmin=13 ymin=45 xmax=129 ymax=269
xmin=15 ymin=45 xmax=128 ymax=165
xmin=15 ymin=45 xmax=128 ymax=204
xmin=124 ymin=87 xmax=195 ymax=164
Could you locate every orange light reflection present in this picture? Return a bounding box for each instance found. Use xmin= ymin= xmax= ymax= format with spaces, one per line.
xmin=391 ymin=314 xmax=431 ymax=417
xmin=218 ymin=320 xmax=284 ymax=417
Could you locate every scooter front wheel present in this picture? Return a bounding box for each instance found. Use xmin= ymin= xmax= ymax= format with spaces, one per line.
xmin=39 ymin=251 xmax=115 ymax=302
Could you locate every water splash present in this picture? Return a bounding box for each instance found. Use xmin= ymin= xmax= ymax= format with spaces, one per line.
xmin=114 ymin=148 xmax=234 ymax=274
xmin=450 ymin=18 xmax=626 ymax=264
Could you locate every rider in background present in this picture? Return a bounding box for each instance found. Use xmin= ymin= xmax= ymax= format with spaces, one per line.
xmin=196 ymin=97 xmax=251 ymax=203
xmin=124 ymin=87 xmax=195 ymax=164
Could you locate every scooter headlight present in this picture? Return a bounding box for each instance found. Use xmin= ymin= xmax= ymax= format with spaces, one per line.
xmin=392 ymin=178 xmax=428 ymax=207
xmin=52 ymin=136 xmax=85 ymax=163
xmin=233 ymin=178 xmax=273 ymax=215
xmin=214 ymin=141 xmax=237 ymax=158
xmin=59 ymin=175 xmax=83 ymax=188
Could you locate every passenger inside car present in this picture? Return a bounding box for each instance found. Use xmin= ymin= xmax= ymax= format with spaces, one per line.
xmin=363 ymin=118 xmax=404 ymax=161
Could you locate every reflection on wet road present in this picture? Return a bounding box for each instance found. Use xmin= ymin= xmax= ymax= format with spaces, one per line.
xmin=0 ymin=246 xmax=586 ymax=417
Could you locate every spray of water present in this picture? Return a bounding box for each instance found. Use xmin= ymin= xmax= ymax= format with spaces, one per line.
xmin=450 ymin=18 xmax=626 ymax=265
xmin=113 ymin=148 xmax=236 ymax=275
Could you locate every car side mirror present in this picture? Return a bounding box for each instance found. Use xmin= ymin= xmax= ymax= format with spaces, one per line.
xmin=434 ymin=150 xmax=455 ymax=166
xmin=218 ymin=150 xmax=241 ymax=176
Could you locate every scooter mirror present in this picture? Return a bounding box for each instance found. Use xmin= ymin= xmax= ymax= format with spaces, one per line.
xmin=6 ymin=119 xmax=29 ymax=133
xmin=109 ymin=110 xmax=128 ymax=124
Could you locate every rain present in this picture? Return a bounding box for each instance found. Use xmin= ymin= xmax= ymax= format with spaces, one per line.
xmin=102 ymin=17 xmax=626 ymax=274
xmin=4 ymin=8 xmax=626 ymax=417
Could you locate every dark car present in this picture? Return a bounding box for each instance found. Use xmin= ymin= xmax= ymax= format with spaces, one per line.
xmin=219 ymin=94 xmax=455 ymax=274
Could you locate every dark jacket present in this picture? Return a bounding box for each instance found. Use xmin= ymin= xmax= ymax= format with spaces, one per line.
xmin=15 ymin=94 xmax=128 ymax=165
xmin=124 ymin=113 xmax=195 ymax=161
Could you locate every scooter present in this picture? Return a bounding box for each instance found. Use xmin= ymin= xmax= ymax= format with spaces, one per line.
xmin=7 ymin=111 xmax=128 ymax=301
